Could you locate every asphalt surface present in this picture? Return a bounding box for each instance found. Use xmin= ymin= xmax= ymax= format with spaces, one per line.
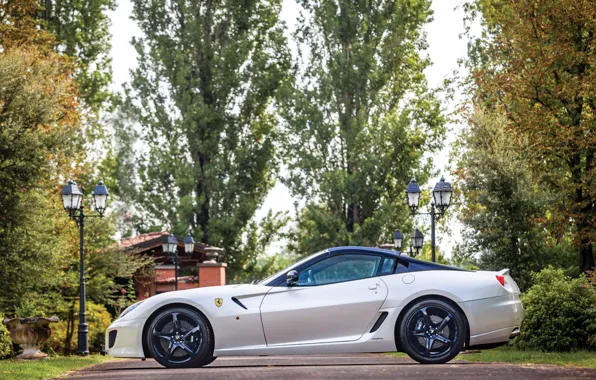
xmin=63 ymin=354 xmax=596 ymax=379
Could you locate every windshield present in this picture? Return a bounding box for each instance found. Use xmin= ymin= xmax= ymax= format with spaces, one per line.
xmin=257 ymin=250 xmax=327 ymax=285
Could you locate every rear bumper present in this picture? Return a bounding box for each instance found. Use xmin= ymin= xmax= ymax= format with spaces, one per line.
xmin=105 ymin=317 xmax=145 ymax=358
xmin=461 ymin=294 xmax=524 ymax=347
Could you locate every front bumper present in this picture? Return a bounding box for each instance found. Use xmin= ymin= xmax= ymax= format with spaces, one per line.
xmin=105 ymin=318 xmax=146 ymax=358
xmin=462 ymin=294 xmax=524 ymax=346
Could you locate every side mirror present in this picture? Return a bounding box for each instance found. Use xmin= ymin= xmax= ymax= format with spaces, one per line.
xmin=286 ymin=270 xmax=299 ymax=286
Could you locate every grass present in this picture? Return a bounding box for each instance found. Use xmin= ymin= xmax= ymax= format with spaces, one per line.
xmin=0 ymin=355 xmax=114 ymax=380
xmin=458 ymin=347 xmax=596 ymax=368
xmin=388 ymin=347 xmax=596 ymax=368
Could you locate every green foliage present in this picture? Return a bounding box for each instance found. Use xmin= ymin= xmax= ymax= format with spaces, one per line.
xmin=0 ymin=41 xmax=85 ymax=314
xmin=49 ymin=302 xmax=112 ymax=354
xmin=14 ymin=300 xmax=44 ymax=318
xmin=454 ymin=108 xmax=575 ymax=290
xmin=0 ymin=315 xmax=12 ymax=360
xmin=42 ymin=0 xmax=116 ymax=111
xmin=0 ymin=48 xmax=79 ymax=228
xmin=516 ymin=267 xmax=596 ymax=352
xmin=281 ymin=0 xmax=446 ymax=255
xmin=226 ymin=210 xmax=291 ymax=283
xmin=122 ymin=0 xmax=292 ymax=279
xmin=463 ymin=0 xmax=596 ymax=273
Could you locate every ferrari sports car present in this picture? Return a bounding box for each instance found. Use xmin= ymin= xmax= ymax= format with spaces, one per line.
xmin=106 ymin=246 xmax=524 ymax=367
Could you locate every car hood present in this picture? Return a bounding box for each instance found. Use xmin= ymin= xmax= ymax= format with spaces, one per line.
xmin=120 ymin=283 xmax=272 ymax=321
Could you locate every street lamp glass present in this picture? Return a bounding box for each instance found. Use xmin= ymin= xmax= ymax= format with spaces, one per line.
xmin=432 ymin=176 xmax=453 ymax=210
xmin=184 ymin=233 xmax=195 ymax=256
xmin=91 ymin=180 xmax=109 ymax=216
xmin=392 ymin=229 xmax=403 ymax=250
xmin=162 ymin=233 xmax=178 ymax=256
xmin=61 ymin=179 xmax=83 ymax=212
xmin=412 ymin=228 xmax=424 ymax=249
xmin=405 ymin=179 xmax=421 ymax=212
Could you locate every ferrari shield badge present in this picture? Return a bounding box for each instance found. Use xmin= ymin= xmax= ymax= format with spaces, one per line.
xmin=215 ymin=298 xmax=223 ymax=308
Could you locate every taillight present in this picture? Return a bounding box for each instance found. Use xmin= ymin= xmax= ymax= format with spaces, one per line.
xmin=496 ymin=275 xmax=505 ymax=287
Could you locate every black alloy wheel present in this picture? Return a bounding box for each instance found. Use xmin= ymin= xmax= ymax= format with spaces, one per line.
xmin=146 ymin=307 xmax=214 ymax=368
xmin=398 ymin=299 xmax=466 ymax=364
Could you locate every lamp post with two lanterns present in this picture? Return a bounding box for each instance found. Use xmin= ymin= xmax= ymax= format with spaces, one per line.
xmin=392 ymin=228 xmax=424 ymax=257
xmin=161 ymin=232 xmax=196 ymax=290
xmin=394 ymin=176 xmax=453 ymax=262
xmin=60 ymin=179 xmax=109 ymax=356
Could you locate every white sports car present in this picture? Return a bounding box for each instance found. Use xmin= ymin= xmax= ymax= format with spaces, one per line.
xmin=106 ymin=247 xmax=524 ymax=367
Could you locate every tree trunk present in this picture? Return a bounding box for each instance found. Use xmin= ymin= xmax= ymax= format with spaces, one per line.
xmin=64 ymin=303 xmax=75 ymax=355
xmin=579 ymin=238 xmax=594 ymax=273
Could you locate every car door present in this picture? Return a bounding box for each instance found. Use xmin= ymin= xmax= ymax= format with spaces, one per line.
xmin=259 ymin=253 xmax=389 ymax=346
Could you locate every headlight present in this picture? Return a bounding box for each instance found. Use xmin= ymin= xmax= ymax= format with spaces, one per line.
xmin=119 ymin=300 xmax=144 ymax=320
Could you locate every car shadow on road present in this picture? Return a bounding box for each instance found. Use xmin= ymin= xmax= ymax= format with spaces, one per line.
xmin=91 ymin=361 xmax=481 ymax=372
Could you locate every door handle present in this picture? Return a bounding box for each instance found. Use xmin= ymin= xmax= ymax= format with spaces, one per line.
xmin=368 ymin=284 xmax=379 ymax=290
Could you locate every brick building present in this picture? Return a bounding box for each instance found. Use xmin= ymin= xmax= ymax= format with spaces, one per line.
xmin=119 ymin=232 xmax=227 ymax=300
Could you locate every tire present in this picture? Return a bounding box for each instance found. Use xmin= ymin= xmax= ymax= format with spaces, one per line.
xmin=199 ymin=356 xmax=217 ymax=366
xmin=146 ymin=306 xmax=214 ymax=368
xmin=398 ymin=299 xmax=466 ymax=364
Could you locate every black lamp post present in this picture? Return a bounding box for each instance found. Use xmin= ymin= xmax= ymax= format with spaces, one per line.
xmin=162 ymin=233 xmax=179 ymax=290
xmin=184 ymin=233 xmax=195 ymax=257
xmin=61 ymin=179 xmax=109 ymax=356
xmin=405 ymin=176 xmax=453 ymax=262
xmin=392 ymin=229 xmax=403 ymax=251
xmin=411 ymin=228 xmax=424 ymax=257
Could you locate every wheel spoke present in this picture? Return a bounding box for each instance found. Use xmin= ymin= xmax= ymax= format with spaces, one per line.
xmin=172 ymin=313 xmax=182 ymax=332
xmin=412 ymin=332 xmax=426 ymax=338
xmin=436 ymin=315 xmax=451 ymax=331
xmin=425 ymin=336 xmax=435 ymax=355
xmin=420 ymin=307 xmax=432 ymax=327
xmin=168 ymin=342 xmax=180 ymax=358
xmin=178 ymin=341 xmax=194 ymax=354
xmin=435 ymin=334 xmax=452 ymax=346
xmin=182 ymin=325 xmax=201 ymax=339
xmin=153 ymin=331 xmax=172 ymax=341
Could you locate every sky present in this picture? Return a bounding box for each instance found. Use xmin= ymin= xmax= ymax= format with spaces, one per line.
xmin=107 ymin=0 xmax=471 ymax=258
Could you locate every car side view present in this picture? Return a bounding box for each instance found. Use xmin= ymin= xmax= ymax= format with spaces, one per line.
xmin=106 ymin=247 xmax=524 ymax=367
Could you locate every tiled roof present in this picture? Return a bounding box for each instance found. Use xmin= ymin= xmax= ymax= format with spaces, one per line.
xmin=119 ymin=231 xmax=168 ymax=248
xmin=118 ymin=231 xmax=224 ymax=256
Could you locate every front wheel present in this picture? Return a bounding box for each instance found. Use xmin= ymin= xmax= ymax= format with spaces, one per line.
xmin=398 ymin=299 xmax=466 ymax=364
xmin=146 ymin=307 xmax=214 ymax=368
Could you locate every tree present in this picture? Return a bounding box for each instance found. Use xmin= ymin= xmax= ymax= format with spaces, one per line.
xmin=124 ymin=0 xmax=291 ymax=277
xmin=466 ymin=0 xmax=596 ymax=273
xmin=0 ymin=2 xmax=150 ymax=322
xmin=42 ymin=0 xmax=116 ymax=112
xmin=454 ymin=107 xmax=575 ymax=290
xmin=281 ymin=0 xmax=446 ymax=254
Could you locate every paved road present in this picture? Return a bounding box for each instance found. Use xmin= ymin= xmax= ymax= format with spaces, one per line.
xmin=64 ymin=354 xmax=596 ymax=379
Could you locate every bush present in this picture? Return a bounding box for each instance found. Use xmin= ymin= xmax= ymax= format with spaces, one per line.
xmin=516 ymin=267 xmax=596 ymax=351
xmin=49 ymin=302 xmax=112 ymax=354
xmin=0 ymin=315 xmax=12 ymax=359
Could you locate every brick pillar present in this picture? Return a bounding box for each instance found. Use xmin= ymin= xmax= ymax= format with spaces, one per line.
xmin=197 ymin=263 xmax=227 ymax=287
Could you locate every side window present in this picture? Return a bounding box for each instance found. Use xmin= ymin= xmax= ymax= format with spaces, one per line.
xmin=296 ymin=254 xmax=382 ymax=286
xmin=379 ymin=257 xmax=396 ymax=275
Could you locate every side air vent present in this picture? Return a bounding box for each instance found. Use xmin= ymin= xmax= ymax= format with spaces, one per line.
xmin=108 ymin=330 xmax=117 ymax=348
xmin=369 ymin=312 xmax=388 ymax=333
xmin=231 ymin=297 xmax=248 ymax=310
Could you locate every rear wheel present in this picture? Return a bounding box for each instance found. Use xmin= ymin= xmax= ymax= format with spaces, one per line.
xmin=398 ymin=299 xmax=466 ymax=364
xmin=146 ymin=307 xmax=214 ymax=368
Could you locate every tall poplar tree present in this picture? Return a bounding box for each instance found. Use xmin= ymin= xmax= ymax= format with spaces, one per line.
xmin=126 ymin=0 xmax=291 ymax=270
xmin=282 ymin=0 xmax=446 ymax=254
